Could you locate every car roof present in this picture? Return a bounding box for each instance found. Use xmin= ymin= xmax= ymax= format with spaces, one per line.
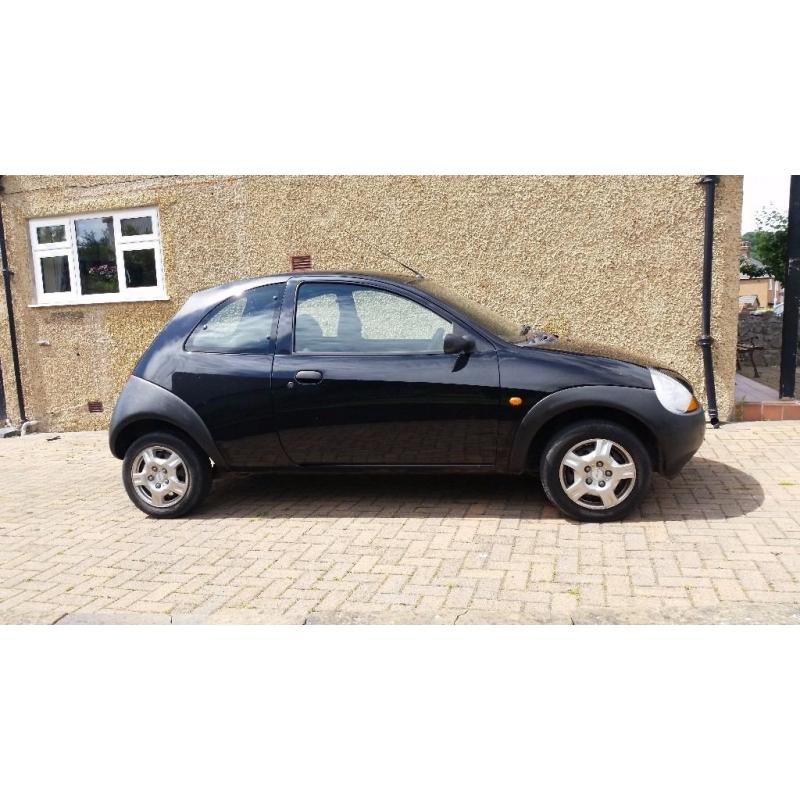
xmin=222 ymin=270 xmax=413 ymax=290
xmin=281 ymin=270 xmax=415 ymax=283
xmin=192 ymin=270 xmax=415 ymax=299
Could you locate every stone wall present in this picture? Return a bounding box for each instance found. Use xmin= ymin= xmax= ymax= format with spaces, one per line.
xmin=737 ymin=312 xmax=799 ymax=367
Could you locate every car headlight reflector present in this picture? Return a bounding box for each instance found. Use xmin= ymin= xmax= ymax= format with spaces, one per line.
xmin=650 ymin=369 xmax=699 ymax=414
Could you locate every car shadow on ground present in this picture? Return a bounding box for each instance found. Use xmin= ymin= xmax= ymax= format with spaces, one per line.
xmin=195 ymin=457 xmax=765 ymax=523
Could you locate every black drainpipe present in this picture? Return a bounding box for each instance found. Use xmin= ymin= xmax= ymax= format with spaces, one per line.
xmin=0 ymin=190 xmax=27 ymax=423
xmin=698 ymin=175 xmax=720 ymax=428
xmin=778 ymin=175 xmax=799 ymax=399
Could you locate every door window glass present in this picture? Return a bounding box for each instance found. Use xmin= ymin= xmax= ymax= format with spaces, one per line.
xmin=353 ymin=288 xmax=452 ymax=342
xmin=186 ymin=284 xmax=283 ymax=353
xmin=294 ymin=282 xmax=453 ymax=353
xmin=296 ymin=288 xmax=340 ymax=337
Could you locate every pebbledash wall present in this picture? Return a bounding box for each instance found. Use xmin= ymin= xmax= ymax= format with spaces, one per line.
xmin=0 ymin=175 xmax=743 ymax=431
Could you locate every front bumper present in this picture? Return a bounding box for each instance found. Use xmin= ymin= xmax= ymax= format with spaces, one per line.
xmin=655 ymin=405 xmax=706 ymax=477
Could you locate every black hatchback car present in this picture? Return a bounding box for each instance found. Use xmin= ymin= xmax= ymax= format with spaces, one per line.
xmin=110 ymin=272 xmax=705 ymax=522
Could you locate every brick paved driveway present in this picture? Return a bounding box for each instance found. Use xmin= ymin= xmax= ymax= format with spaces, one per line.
xmin=1 ymin=423 xmax=800 ymax=624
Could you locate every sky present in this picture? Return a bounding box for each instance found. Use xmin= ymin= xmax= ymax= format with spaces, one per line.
xmin=742 ymin=175 xmax=790 ymax=232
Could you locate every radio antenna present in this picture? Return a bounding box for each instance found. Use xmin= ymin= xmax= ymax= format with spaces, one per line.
xmin=342 ymin=228 xmax=424 ymax=280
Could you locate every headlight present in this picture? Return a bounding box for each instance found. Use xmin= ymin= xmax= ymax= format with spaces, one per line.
xmin=649 ymin=369 xmax=699 ymax=414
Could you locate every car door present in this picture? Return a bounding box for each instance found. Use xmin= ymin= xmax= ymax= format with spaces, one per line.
xmin=271 ymin=278 xmax=501 ymax=466
xmin=167 ymin=282 xmax=291 ymax=469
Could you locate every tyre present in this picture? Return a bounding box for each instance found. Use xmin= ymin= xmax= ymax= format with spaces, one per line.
xmin=539 ymin=420 xmax=652 ymax=522
xmin=122 ymin=431 xmax=212 ymax=518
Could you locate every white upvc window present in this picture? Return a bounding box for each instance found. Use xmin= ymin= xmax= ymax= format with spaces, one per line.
xmin=28 ymin=207 xmax=166 ymax=306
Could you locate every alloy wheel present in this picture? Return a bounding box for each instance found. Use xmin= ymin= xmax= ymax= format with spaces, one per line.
xmin=129 ymin=444 xmax=190 ymax=509
xmin=558 ymin=437 xmax=637 ymax=510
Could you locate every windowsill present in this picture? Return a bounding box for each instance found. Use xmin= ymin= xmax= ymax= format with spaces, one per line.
xmin=28 ymin=294 xmax=171 ymax=308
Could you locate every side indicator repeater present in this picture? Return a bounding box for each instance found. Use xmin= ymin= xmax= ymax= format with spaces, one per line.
xmin=509 ymin=396 xmax=523 ymax=407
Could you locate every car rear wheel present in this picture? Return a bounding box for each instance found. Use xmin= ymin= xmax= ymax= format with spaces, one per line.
xmin=539 ymin=420 xmax=651 ymax=522
xmin=122 ymin=432 xmax=212 ymax=518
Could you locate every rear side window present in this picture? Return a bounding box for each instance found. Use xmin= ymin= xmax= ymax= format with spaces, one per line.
xmin=186 ymin=284 xmax=283 ymax=354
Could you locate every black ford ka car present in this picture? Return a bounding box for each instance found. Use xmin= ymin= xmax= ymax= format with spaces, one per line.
xmin=109 ymin=271 xmax=706 ymax=522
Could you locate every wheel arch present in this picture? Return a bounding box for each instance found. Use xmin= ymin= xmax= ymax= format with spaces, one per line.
xmin=509 ymin=387 xmax=661 ymax=474
xmin=109 ymin=375 xmax=227 ymax=467
xmin=112 ymin=418 xmax=207 ymax=461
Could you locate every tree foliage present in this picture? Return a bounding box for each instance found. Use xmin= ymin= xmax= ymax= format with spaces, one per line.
xmin=740 ymin=206 xmax=788 ymax=282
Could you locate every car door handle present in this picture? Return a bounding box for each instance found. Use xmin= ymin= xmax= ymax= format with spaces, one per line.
xmin=294 ymin=370 xmax=323 ymax=384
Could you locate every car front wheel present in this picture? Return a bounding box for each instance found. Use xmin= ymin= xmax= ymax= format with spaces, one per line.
xmin=539 ymin=420 xmax=652 ymax=522
xmin=122 ymin=432 xmax=212 ymax=518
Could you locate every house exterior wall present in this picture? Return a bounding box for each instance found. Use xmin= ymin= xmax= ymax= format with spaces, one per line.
xmin=738 ymin=276 xmax=780 ymax=309
xmin=0 ymin=175 xmax=743 ymax=431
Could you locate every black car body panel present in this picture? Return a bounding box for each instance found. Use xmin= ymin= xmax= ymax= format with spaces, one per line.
xmin=497 ymin=345 xmax=654 ymax=396
xmin=109 ymin=375 xmax=227 ymax=467
xmin=110 ymin=271 xmax=706 ymax=479
xmin=168 ymin=351 xmax=289 ymax=469
xmin=271 ymin=350 xmax=501 ymax=465
xmin=530 ymin=337 xmax=678 ymax=373
xmin=506 ymin=384 xmax=705 ymax=477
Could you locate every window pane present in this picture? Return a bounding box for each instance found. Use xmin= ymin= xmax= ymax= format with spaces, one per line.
xmin=36 ymin=224 xmax=66 ymax=245
xmin=353 ymin=288 xmax=452 ymax=342
xmin=295 ymin=287 xmax=340 ymax=350
xmin=186 ymin=285 xmax=282 ymax=353
xmin=294 ymin=283 xmax=452 ymax=353
xmin=75 ymin=217 xmax=118 ymax=295
xmin=123 ymin=248 xmax=157 ymax=288
xmin=40 ymin=255 xmax=71 ymax=293
xmin=120 ymin=216 xmax=153 ymax=236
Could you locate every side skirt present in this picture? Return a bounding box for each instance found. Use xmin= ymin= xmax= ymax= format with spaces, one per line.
xmin=222 ymin=463 xmax=507 ymax=476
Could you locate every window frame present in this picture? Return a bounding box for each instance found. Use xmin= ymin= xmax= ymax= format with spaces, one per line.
xmin=28 ymin=206 xmax=167 ymax=306
xmin=291 ymin=280 xmax=460 ymax=357
xmin=32 ymin=218 xmax=71 ymax=250
xmin=34 ymin=250 xmax=75 ymax=303
xmin=117 ymin=213 xmax=156 ymax=242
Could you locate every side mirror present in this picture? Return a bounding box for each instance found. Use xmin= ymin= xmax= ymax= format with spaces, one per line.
xmin=443 ymin=333 xmax=475 ymax=355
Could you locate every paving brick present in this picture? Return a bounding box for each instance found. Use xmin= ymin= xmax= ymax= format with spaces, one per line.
xmin=624 ymin=533 xmax=648 ymax=551
xmin=578 ymin=585 xmax=605 ymax=606
xmin=606 ymin=575 xmax=632 ymax=596
xmin=551 ymin=593 xmax=578 ymax=615
xmin=713 ymin=579 xmax=748 ymax=601
xmin=445 ymin=587 xmax=475 ymax=609
xmin=2 ymin=424 xmax=800 ymax=623
xmin=736 ymin=570 xmax=770 ymax=592
xmin=530 ymin=562 xmax=555 ymax=582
